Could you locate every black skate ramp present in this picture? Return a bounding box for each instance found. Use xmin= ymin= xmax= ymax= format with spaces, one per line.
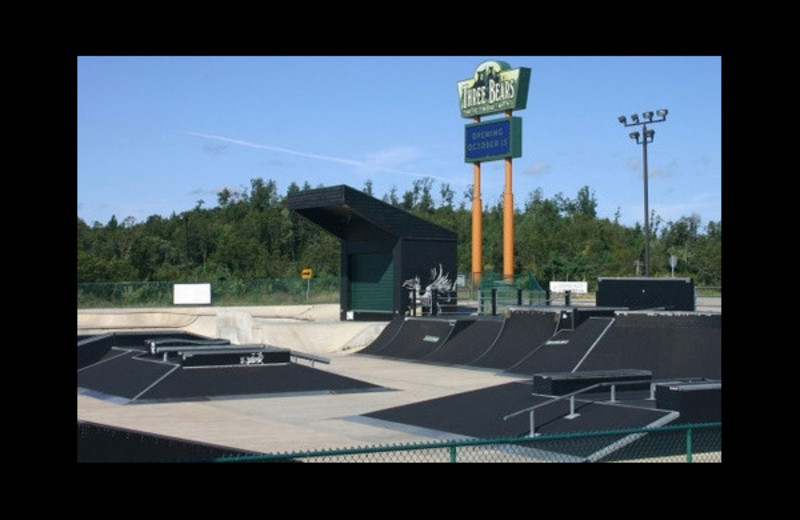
xmin=356 ymin=315 xmax=405 ymax=355
xmin=469 ymin=308 xmax=561 ymax=370
xmin=364 ymin=382 xmax=537 ymax=438
xmin=78 ymin=330 xmax=215 ymax=370
xmin=505 ymin=317 xmax=616 ymax=376
xmin=421 ymin=318 xmax=504 ymax=366
xmin=78 ymin=333 xmax=387 ymax=404
xmin=575 ymin=312 xmax=721 ymax=380
xmin=359 ymin=308 xmax=720 ymax=454
xmin=363 ymin=317 xmax=460 ymax=361
xmin=364 ymin=381 xmax=676 ymax=441
xmin=78 ymin=420 xmax=263 ymax=463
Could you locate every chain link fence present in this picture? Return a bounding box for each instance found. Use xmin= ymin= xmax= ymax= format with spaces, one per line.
xmin=78 ymin=276 xmax=719 ymax=311
xmin=206 ymin=423 xmax=720 ymax=463
xmin=77 ymin=276 xmax=341 ymax=308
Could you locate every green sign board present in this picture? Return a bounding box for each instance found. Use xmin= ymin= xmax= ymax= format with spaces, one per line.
xmin=464 ymin=117 xmax=522 ymax=163
xmin=457 ymin=60 xmax=531 ymax=118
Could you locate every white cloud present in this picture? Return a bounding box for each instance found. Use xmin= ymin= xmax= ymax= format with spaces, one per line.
xmin=358 ymin=146 xmax=424 ymax=174
xmin=525 ymin=161 xmax=551 ymax=176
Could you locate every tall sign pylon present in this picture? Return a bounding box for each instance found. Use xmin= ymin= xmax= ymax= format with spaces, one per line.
xmin=458 ymin=60 xmax=530 ymax=282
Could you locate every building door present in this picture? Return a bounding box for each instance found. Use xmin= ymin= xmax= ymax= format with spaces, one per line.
xmin=349 ymin=253 xmax=394 ymax=311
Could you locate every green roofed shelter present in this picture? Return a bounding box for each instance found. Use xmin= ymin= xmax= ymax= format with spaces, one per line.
xmin=288 ymin=185 xmax=457 ymax=321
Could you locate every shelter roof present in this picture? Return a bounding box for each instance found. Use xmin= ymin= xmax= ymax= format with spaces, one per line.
xmin=287 ymin=185 xmax=456 ymax=242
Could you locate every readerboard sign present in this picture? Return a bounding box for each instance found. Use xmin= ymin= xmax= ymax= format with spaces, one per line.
xmin=464 ymin=117 xmax=522 ymax=163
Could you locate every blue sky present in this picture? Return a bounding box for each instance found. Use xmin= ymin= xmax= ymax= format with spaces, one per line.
xmin=77 ymin=56 xmax=721 ymax=229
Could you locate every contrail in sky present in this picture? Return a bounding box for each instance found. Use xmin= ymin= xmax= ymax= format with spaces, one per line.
xmin=184 ymin=131 xmax=453 ymax=182
xmin=185 ymin=131 xmax=363 ymax=167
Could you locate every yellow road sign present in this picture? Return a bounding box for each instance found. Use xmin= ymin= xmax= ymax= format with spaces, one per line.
xmin=301 ymin=268 xmax=313 ymax=279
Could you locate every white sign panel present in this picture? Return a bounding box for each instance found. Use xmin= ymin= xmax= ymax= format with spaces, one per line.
xmin=549 ymin=281 xmax=588 ymax=294
xmin=173 ymin=283 xmax=212 ymax=305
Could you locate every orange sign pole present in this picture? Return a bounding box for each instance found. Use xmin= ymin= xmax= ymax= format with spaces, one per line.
xmin=471 ymin=115 xmax=483 ymax=285
xmin=503 ymin=110 xmax=514 ymax=280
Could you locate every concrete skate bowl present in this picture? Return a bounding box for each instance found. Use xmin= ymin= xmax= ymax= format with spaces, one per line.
xmin=78 ymin=330 xmax=388 ymax=404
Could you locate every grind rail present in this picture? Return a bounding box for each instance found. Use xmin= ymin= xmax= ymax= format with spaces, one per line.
xmin=145 ymin=337 xmax=329 ymax=366
xmin=504 ymin=376 xmax=715 ymax=437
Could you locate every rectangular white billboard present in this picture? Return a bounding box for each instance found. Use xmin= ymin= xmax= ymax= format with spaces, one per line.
xmin=173 ymin=283 xmax=212 ymax=305
xmin=549 ymin=281 xmax=588 ymax=294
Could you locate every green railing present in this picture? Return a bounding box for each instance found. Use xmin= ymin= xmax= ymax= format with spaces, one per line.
xmin=208 ymin=422 xmax=721 ymax=463
xmin=476 ymin=272 xmax=547 ymax=315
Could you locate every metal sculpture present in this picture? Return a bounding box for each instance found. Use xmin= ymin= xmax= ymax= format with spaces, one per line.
xmin=403 ymin=264 xmax=456 ymax=315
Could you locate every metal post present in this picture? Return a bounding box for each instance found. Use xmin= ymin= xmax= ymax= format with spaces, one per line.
xmin=503 ymin=110 xmax=515 ymax=281
xmin=686 ymin=427 xmax=693 ymax=463
xmin=183 ymin=215 xmax=189 ymax=261
xmin=618 ymin=110 xmax=667 ymax=278
xmin=529 ymin=410 xmax=536 ymax=437
xmin=472 ymin=116 xmax=483 ymax=285
xmin=491 ymin=288 xmax=497 ymax=316
xmin=642 ymin=126 xmax=650 ymax=276
xmin=566 ymin=395 xmax=580 ymax=419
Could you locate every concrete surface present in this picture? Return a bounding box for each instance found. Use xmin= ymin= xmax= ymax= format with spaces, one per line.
xmin=78 ymin=304 xmax=386 ymax=354
xmin=77 ymin=352 xmax=525 ymax=455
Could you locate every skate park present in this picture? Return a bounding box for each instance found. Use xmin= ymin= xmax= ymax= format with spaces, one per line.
xmin=77 ymin=61 xmax=721 ymax=462
xmin=78 ymin=291 xmax=721 ymax=461
xmin=78 ymin=184 xmax=721 ymax=462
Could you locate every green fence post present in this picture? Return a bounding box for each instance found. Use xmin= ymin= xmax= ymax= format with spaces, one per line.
xmin=686 ymin=427 xmax=693 ymax=463
xmin=450 ymin=445 xmax=457 ymax=463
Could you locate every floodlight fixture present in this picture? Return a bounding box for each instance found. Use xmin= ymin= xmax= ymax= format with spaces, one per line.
xmin=618 ymin=115 xmax=627 ymax=124
xmin=645 ymin=129 xmax=655 ymax=140
xmin=643 ymin=111 xmax=654 ymax=121
xmin=656 ymin=109 xmax=668 ymax=117
xmin=629 ymin=131 xmax=640 ymax=140
xmin=631 ymin=114 xmax=639 ymax=123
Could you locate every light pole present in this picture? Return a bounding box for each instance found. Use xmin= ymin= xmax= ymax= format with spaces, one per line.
xmin=618 ymin=109 xmax=668 ymax=277
xmin=182 ymin=214 xmax=189 ymax=262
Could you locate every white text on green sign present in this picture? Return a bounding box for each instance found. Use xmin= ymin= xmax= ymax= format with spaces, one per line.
xmin=457 ymin=61 xmax=531 ymax=118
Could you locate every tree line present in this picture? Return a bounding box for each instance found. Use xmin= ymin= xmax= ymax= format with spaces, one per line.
xmin=77 ymin=177 xmax=721 ymax=290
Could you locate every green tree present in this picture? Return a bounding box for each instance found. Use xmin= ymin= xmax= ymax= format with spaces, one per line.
xmin=76 ymin=177 xmax=721 ymax=290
